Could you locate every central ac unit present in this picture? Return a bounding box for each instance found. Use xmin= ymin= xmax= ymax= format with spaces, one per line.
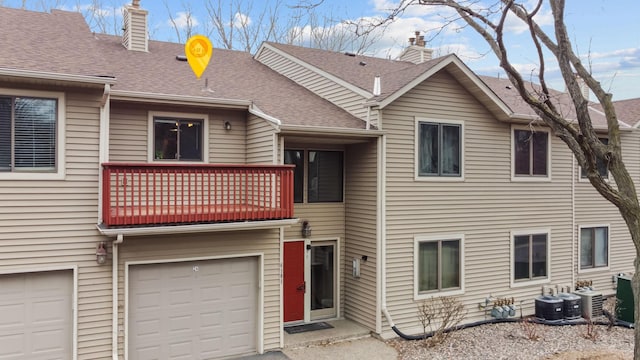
xmin=573 ymin=288 xmax=603 ymax=318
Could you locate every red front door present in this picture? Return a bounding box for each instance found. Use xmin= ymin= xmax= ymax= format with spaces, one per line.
xmin=283 ymin=241 xmax=305 ymax=322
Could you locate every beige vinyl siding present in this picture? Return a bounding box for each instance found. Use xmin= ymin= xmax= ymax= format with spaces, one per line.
xmin=247 ymin=114 xmax=276 ymax=164
xmin=209 ymin=110 xmax=246 ymax=163
xmin=116 ymin=230 xmax=282 ymax=357
xmin=398 ymin=49 xmax=423 ymax=64
xmin=344 ymin=140 xmax=378 ymax=330
xmin=257 ymin=47 xmax=375 ymax=125
xmin=0 ymin=87 xmax=113 ymax=359
xmin=110 ymin=105 xmax=147 ymax=162
xmin=381 ymin=71 xmax=574 ymax=337
xmin=573 ymin=131 xmax=639 ymax=294
xmin=110 ymin=104 xmax=247 ymax=164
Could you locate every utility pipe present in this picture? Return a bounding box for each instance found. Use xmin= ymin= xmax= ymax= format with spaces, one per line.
xmin=112 ymin=234 xmax=123 ymax=360
xmin=391 ymin=314 xmax=633 ymax=342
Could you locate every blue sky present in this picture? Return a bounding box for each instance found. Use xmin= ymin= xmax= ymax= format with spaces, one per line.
xmin=3 ymin=0 xmax=640 ymax=100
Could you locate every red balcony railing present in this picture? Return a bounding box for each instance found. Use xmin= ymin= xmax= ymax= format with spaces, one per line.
xmin=101 ymin=163 xmax=294 ymax=227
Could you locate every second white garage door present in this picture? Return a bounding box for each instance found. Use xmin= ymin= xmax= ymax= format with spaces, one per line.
xmin=128 ymin=257 xmax=259 ymax=359
xmin=0 ymin=270 xmax=73 ymax=360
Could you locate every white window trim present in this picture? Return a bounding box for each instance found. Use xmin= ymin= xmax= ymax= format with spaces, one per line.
xmin=578 ymin=168 xmax=610 ymax=183
xmin=413 ymin=233 xmax=465 ymax=300
xmin=577 ymin=224 xmax=611 ymax=273
xmin=0 ymin=88 xmax=66 ymax=180
xmin=414 ymin=117 xmax=465 ymax=182
xmin=510 ymin=228 xmax=551 ymax=288
xmin=147 ymin=111 xmax=209 ymax=163
xmin=577 ymin=136 xmax=610 ymax=183
xmin=510 ymin=124 xmax=551 ymax=182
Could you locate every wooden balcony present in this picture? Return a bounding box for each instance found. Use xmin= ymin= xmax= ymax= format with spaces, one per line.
xmin=101 ymin=163 xmax=294 ymax=227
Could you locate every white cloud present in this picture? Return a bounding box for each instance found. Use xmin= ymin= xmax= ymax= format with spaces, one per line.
xmin=168 ymin=11 xmax=199 ymax=30
xmin=233 ymin=12 xmax=251 ymax=28
xmin=59 ymin=3 xmax=122 ymax=18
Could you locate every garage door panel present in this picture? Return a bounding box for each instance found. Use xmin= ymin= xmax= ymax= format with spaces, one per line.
xmin=0 ymin=271 xmax=72 ymax=360
xmin=129 ymin=257 xmax=258 ymax=359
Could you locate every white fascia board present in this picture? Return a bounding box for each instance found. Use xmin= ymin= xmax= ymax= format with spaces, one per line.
xmin=258 ymin=43 xmax=372 ymax=98
xmin=249 ymin=104 xmax=282 ymax=126
xmin=97 ymin=218 xmax=300 ymax=237
xmin=0 ymin=67 xmax=116 ymax=85
xmin=110 ymin=90 xmax=251 ymax=108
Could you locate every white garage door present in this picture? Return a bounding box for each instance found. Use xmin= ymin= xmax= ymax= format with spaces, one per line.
xmin=0 ymin=270 xmax=73 ymax=360
xmin=128 ymin=257 xmax=259 ymax=359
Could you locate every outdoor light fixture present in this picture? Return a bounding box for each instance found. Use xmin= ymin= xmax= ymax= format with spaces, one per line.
xmin=96 ymin=242 xmax=108 ymax=265
xmin=224 ymin=121 xmax=232 ymax=131
xmin=302 ymin=220 xmax=311 ymax=238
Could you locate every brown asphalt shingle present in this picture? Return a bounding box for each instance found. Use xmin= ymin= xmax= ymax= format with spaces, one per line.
xmin=596 ymin=98 xmax=640 ymax=127
xmin=0 ymin=7 xmax=365 ymax=129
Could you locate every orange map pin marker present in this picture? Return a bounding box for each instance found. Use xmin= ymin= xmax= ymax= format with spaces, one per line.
xmin=185 ymin=35 xmax=213 ymax=78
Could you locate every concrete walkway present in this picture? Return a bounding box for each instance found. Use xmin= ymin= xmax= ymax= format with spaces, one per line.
xmin=237 ymin=319 xmax=398 ymax=360
xmin=283 ymin=337 xmax=398 ymax=360
xmin=282 ymin=319 xmax=397 ymax=360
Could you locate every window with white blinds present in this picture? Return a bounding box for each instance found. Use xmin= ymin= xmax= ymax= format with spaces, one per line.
xmin=0 ymin=96 xmax=57 ymax=172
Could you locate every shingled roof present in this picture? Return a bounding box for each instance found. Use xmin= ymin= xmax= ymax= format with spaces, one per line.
xmin=0 ymin=7 xmax=109 ymax=77
xmin=265 ymin=42 xmax=631 ymax=130
xmin=0 ymin=7 xmax=365 ymax=129
xmin=0 ymin=6 xmax=634 ymax=131
xmin=594 ymin=98 xmax=640 ymax=128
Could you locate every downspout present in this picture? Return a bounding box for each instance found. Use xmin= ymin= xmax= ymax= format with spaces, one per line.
xmin=112 ymin=234 xmax=123 ymax=360
xmin=379 ymin=133 xmax=392 ymax=334
xmin=98 ymin=84 xmax=110 ymax=223
xmin=571 ymin=155 xmax=576 ymax=286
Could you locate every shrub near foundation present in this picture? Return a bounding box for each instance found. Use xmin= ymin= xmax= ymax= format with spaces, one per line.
xmin=416 ymin=296 xmax=467 ymax=347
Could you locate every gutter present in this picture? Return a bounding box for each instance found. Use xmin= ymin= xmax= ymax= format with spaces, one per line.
xmin=109 ymin=90 xmax=251 ymax=108
xmin=279 ymin=124 xmax=384 ymax=138
xmin=248 ymin=104 xmax=282 ymax=126
xmin=0 ymin=67 xmax=116 ymax=85
xmin=97 ymin=218 xmax=300 ymax=237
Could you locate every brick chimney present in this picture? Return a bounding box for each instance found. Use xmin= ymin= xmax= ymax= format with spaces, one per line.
xmin=122 ymin=0 xmax=148 ymax=52
xmin=399 ymin=31 xmax=433 ymax=64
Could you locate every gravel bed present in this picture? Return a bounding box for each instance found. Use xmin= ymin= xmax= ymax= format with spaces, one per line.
xmin=387 ymin=322 xmax=634 ymax=360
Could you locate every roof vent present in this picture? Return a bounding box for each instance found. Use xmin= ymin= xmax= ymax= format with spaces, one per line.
xmin=176 ymin=55 xmax=187 ymax=61
xmin=359 ymin=61 xmax=367 ymax=66
xmin=344 ymin=52 xmax=356 ymax=57
xmin=373 ymin=75 xmax=381 ymax=96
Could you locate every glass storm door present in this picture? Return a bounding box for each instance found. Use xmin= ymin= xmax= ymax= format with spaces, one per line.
xmin=309 ymin=241 xmax=336 ymax=320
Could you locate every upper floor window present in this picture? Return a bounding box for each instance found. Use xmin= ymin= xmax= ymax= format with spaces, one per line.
xmin=580 ymin=226 xmax=609 ymax=270
xmin=417 ymin=120 xmax=462 ymax=178
xmin=0 ymin=96 xmax=57 ymax=173
xmin=284 ymin=150 xmax=304 ymax=203
xmin=512 ymin=232 xmax=549 ymax=284
xmin=152 ymin=116 xmax=203 ymax=161
xmin=513 ymin=129 xmax=549 ymax=179
xmin=580 ymin=138 xmax=609 ymax=179
xmin=414 ymin=234 xmax=464 ymax=299
xmin=284 ymin=149 xmax=343 ymax=203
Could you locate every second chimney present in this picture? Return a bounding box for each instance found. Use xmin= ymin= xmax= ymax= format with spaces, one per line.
xmin=398 ymin=31 xmax=433 ymax=64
